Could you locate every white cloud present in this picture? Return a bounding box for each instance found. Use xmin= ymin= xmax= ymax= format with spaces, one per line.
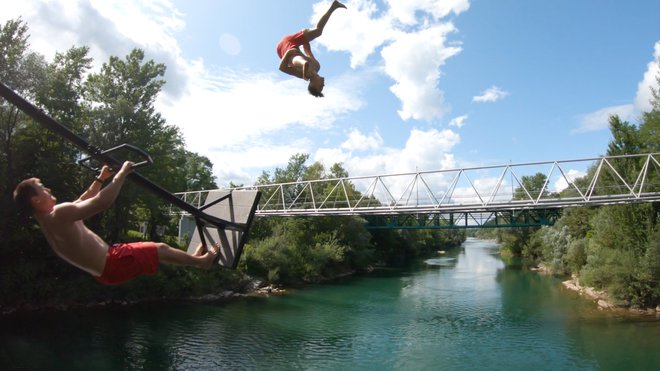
xmin=341 ymin=129 xmax=383 ymax=151
xmin=2 ymin=0 xmax=190 ymax=97
xmin=553 ymin=169 xmax=586 ymax=192
xmin=315 ymin=0 xmax=466 ymax=121
xmin=382 ymin=25 xmax=461 ymax=121
xmin=315 ymin=128 xmax=460 ymax=197
xmin=156 ymin=65 xmax=364 ymax=185
xmin=452 ymin=176 xmax=503 ymax=205
xmin=316 ymin=128 xmax=460 ymax=175
xmin=576 ymin=40 xmax=659 ymax=133
xmin=312 ymin=0 xmax=392 ymax=68
xmin=3 ymin=1 xmax=126 ymax=67
xmin=473 ymin=86 xmax=509 ymax=103
xmin=635 ymin=41 xmax=660 ymax=112
xmin=90 ymin=0 xmax=184 ymax=51
xmin=574 ymin=104 xmax=635 ymax=133
xmin=209 ymin=138 xmax=314 ymax=187
xmin=314 ymin=147 xmax=350 ymax=168
xmin=449 ymin=114 xmax=468 ymax=128
xmin=396 ymin=128 xmax=460 ymax=171
xmin=385 ymin=0 xmax=470 ymax=25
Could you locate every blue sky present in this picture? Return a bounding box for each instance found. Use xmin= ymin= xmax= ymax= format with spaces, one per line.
xmin=3 ymin=0 xmax=659 ymax=190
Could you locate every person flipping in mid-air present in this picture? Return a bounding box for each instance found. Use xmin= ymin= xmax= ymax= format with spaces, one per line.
xmin=276 ymin=0 xmax=346 ymax=97
xmin=13 ymin=161 xmax=219 ymax=285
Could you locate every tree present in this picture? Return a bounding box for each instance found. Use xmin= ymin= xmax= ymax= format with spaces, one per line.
xmin=540 ymin=64 xmax=660 ymax=307
xmin=273 ymin=153 xmax=308 ymax=183
xmin=514 ymin=172 xmax=549 ymax=201
xmin=0 ymin=19 xmax=32 ymax=246
xmin=557 ymin=207 xmax=594 ymax=239
xmin=499 ymin=173 xmax=549 ymax=257
xmin=641 ymin=59 xmax=660 ymax=152
xmin=181 ymin=151 xmax=217 ymax=191
xmin=607 ymin=116 xmax=642 ymax=156
xmin=0 ymin=18 xmax=48 ymax=251
xmin=244 ymin=154 xmax=377 ymax=283
xmin=0 ymin=18 xmax=30 ymax=87
xmin=31 ymin=46 xmax=93 ymax=202
xmin=84 ymin=48 xmax=186 ymax=241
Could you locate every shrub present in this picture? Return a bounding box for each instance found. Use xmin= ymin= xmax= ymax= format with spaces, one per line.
xmin=566 ymin=238 xmax=587 ymax=274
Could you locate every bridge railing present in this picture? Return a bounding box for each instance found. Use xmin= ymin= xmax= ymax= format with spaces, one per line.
xmin=172 ymin=153 xmax=660 ymax=217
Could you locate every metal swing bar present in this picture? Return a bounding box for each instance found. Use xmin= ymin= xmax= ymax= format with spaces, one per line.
xmin=0 ymin=81 xmax=245 ymax=234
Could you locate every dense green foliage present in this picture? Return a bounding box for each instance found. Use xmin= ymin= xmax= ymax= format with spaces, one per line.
xmin=0 ymin=19 xmax=464 ymax=311
xmin=479 ymin=64 xmax=660 ymax=308
xmin=240 ymin=153 xmax=465 ymax=285
xmin=0 ymin=19 xmax=225 ymax=309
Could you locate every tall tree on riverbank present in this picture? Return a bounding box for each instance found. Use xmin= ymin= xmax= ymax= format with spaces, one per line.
xmin=244 ymin=154 xmax=375 ymax=283
xmin=0 ymin=19 xmax=48 ymax=250
xmin=83 ymin=49 xmax=190 ymax=241
xmin=244 ymin=153 xmax=466 ymax=283
xmin=537 ymin=61 xmax=660 ymax=308
xmin=490 ymin=173 xmax=549 ymax=258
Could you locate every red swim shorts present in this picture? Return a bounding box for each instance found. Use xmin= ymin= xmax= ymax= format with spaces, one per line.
xmin=276 ymin=30 xmax=308 ymax=59
xmin=96 ymin=242 xmax=159 ymax=285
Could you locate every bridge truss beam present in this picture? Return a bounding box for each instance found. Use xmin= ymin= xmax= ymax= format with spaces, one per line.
xmin=364 ymin=209 xmax=563 ymax=230
xmin=174 ymin=153 xmax=660 ymax=228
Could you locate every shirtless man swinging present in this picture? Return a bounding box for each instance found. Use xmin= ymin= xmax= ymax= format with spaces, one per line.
xmin=276 ymin=0 xmax=346 ymax=97
xmin=13 ymin=161 xmax=218 ymax=285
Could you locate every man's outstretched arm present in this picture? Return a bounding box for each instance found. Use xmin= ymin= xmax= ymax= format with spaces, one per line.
xmin=301 ymin=43 xmax=321 ymax=76
xmin=279 ymin=49 xmax=307 ymax=79
xmin=77 ymin=165 xmax=113 ymax=202
xmin=56 ymin=161 xmax=134 ymax=221
xmin=302 ymin=42 xmax=316 ymax=63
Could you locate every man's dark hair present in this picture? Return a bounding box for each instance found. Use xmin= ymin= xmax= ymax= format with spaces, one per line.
xmin=308 ymin=85 xmax=324 ymax=98
xmin=13 ymin=178 xmax=38 ymax=215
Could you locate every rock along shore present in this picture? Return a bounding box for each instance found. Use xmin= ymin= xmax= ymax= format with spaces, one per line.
xmin=561 ymin=275 xmax=659 ymax=316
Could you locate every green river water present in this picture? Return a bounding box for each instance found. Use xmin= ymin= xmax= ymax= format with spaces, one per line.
xmin=1 ymin=238 xmax=658 ymax=370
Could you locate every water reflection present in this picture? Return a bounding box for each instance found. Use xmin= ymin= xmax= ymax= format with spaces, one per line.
xmin=423 ymin=256 xmax=457 ymax=267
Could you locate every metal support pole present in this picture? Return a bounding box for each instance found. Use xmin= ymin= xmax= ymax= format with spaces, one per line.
xmin=0 ymin=81 xmax=242 ymax=232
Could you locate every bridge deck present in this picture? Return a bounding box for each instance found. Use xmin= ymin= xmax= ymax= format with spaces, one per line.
xmin=174 ymin=153 xmax=660 ymax=219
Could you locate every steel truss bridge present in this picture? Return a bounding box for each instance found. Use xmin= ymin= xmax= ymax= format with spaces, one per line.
xmin=174 ymin=153 xmax=660 ymax=229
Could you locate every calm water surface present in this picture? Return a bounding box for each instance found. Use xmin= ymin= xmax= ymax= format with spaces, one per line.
xmin=1 ymin=238 xmax=659 ymax=370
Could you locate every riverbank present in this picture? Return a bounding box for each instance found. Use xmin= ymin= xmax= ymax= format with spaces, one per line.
xmin=0 ymin=265 xmax=379 ymax=317
xmin=1 ymin=267 xmax=366 ymax=317
xmin=530 ymin=262 xmax=659 ymax=316
xmin=0 ymin=280 xmax=288 ymax=317
xmin=561 ymin=275 xmax=660 ymax=316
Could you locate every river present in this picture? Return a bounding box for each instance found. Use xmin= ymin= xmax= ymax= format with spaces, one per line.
xmin=1 ymin=238 xmax=658 ymax=370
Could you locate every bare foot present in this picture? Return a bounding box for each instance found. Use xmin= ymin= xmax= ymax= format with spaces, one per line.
xmin=193 ymin=243 xmax=205 ymax=256
xmin=332 ymin=1 xmax=347 ymax=10
xmin=201 ymin=243 xmax=219 ymax=269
